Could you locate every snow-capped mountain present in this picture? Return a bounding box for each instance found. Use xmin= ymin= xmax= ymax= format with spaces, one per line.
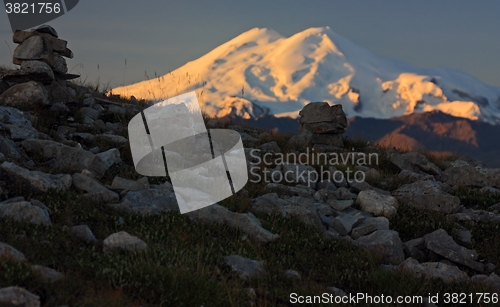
xmin=111 ymin=27 xmax=500 ymax=124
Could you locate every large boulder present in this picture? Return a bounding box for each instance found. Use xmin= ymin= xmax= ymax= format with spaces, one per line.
xmin=392 ymin=180 xmax=461 ymax=214
xmin=442 ymin=162 xmax=500 ymax=189
xmin=397 ymin=257 xmax=469 ymax=284
xmin=72 ymin=173 xmax=119 ymax=203
xmin=0 ymin=161 xmax=72 ymax=193
xmin=389 ymin=152 xmax=442 ymax=175
xmin=424 ymin=229 xmax=485 ymax=272
xmin=0 ymin=287 xmax=40 ymax=307
xmin=0 ymin=81 xmax=49 ymax=106
xmin=0 ymin=106 xmax=39 ymax=141
xmin=299 ymin=102 xmax=347 ymax=134
xmin=103 ymin=231 xmax=148 ymax=254
xmin=21 ymin=139 xmax=108 ymax=178
xmin=356 ymin=190 xmax=399 ymax=219
xmin=0 ymin=201 xmax=51 ymax=225
xmin=356 ymin=230 xmax=405 ymax=264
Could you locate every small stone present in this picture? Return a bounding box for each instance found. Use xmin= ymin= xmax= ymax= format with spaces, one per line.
xmin=224 ymin=255 xmax=266 ymax=281
xmin=103 ymin=231 xmax=147 ymax=253
xmin=71 ymin=225 xmax=97 ymax=243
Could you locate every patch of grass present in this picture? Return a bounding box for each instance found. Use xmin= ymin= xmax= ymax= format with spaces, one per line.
xmin=390 ymin=203 xmax=456 ymax=241
xmin=451 ymin=187 xmax=500 ymax=210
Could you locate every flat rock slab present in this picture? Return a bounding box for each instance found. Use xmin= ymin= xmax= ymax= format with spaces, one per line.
xmin=442 ymin=163 xmax=500 ymax=189
xmin=392 ymin=180 xmax=461 ymax=214
xmin=0 ymin=161 xmax=72 ymax=193
xmin=224 ymin=255 xmax=266 ymax=281
xmin=356 ymin=230 xmax=405 ymax=264
xmin=188 ymin=204 xmax=279 ymax=244
xmin=111 ymin=186 xmax=179 ymax=215
xmin=0 ymin=287 xmax=40 ymax=307
xmin=1 ymin=60 xmax=54 ymax=85
xmin=424 ymin=229 xmax=485 ymax=272
xmin=103 ymin=231 xmax=147 ymax=254
xmin=397 ymin=257 xmax=469 ymax=284
xmin=72 ymin=173 xmax=119 ymax=203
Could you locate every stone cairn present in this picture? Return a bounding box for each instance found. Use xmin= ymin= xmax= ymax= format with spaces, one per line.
xmin=288 ymin=101 xmax=348 ymax=151
xmin=0 ymin=25 xmax=79 ymax=107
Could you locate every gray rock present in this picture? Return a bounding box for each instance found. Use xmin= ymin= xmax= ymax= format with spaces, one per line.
xmin=364 ymin=168 xmax=381 ymax=180
xmin=223 ymin=255 xmax=265 ymax=281
xmin=403 ymin=238 xmax=426 ymax=261
xmin=22 ymin=139 xmax=108 ymax=178
xmin=0 ymin=287 xmax=40 ymax=307
xmin=111 ymin=176 xmax=149 ymax=191
xmin=49 ymin=102 xmax=69 ymax=112
xmin=282 ymin=163 xmax=318 ymax=188
xmin=0 ymin=242 xmax=26 ymax=261
xmin=284 ymin=269 xmax=301 ymax=280
xmin=0 ymin=106 xmax=38 ymax=141
xmin=287 ymin=130 xmax=313 ymax=148
xmin=105 ymin=122 xmax=124 ymax=133
xmin=452 ymin=208 xmax=500 ymax=223
xmin=0 ymin=201 xmax=51 ymax=225
xmin=0 ymin=80 xmax=49 ymax=106
xmin=188 ymin=204 xmax=279 ymax=244
xmin=259 ymin=141 xmax=281 ymax=153
xmin=392 ymin=180 xmax=460 ymax=214
xmin=424 ymin=229 xmax=485 ymax=272
xmin=356 ymin=230 xmax=405 ymax=264
xmin=72 ymin=173 xmax=119 ymax=203
xmin=107 ymin=105 xmax=127 ymax=117
xmin=96 ymin=148 xmax=121 ymax=169
xmin=30 ymin=265 xmax=64 ymax=282
xmin=0 ymin=161 xmax=72 ymax=193
xmin=95 ymin=134 xmax=128 ymax=145
xmin=389 ymin=152 xmax=442 ymax=175
xmin=35 ymin=25 xmax=58 ymax=37
xmin=52 ymin=52 xmax=68 ymax=74
xmin=350 ymin=181 xmax=391 ymax=195
xmin=13 ymin=35 xmax=50 ymax=63
xmin=356 ymin=190 xmax=399 ymax=219
xmin=0 ymin=135 xmax=30 ymax=163
xmin=331 ymin=211 xmax=365 ymax=235
xmin=103 ymin=231 xmax=147 ymax=253
xmin=480 ymin=186 xmax=500 ymax=195
xmin=397 ymin=169 xmax=434 ymax=182
xmin=265 ymin=183 xmax=312 ymax=198
xmin=327 ymin=199 xmax=353 ymax=211
xmin=350 ymin=219 xmax=378 ymax=239
xmin=71 ymin=225 xmax=97 ymax=243
xmin=326 ymin=287 xmax=347 ymax=298
xmin=442 ymin=163 xmax=500 ymax=189
xmin=299 ymin=102 xmax=347 ymax=134
xmin=47 ymin=80 xmax=76 ymax=103
xmin=111 ymin=186 xmax=178 ymax=214
xmin=1 ymin=60 xmax=54 ymax=84
xmin=79 ymin=107 xmax=100 ymax=120
xmin=397 ymin=257 xmax=469 ymax=284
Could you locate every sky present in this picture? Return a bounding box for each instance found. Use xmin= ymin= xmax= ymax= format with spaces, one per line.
xmin=1 ymin=0 xmax=499 ymax=89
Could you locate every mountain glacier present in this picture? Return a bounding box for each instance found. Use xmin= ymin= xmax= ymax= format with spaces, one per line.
xmin=111 ymin=27 xmax=500 ymax=124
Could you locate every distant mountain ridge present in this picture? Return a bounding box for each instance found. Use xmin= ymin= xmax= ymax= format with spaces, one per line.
xmin=111 ymin=26 xmax=500 ymax=125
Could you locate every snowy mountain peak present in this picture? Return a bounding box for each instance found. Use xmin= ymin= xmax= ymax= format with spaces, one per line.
xmin=111 ymin=27 xmax=500 ymax=125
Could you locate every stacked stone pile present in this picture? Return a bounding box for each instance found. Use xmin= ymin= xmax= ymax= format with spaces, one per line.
xmin=0 ymin=25 xmax=80 ymax=107
xmin=288 ymin=101 xmax=347 ymax=150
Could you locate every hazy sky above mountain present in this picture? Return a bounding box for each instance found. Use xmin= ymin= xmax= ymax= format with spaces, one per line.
xmin=1 ymin=0 xmax=499 ymax=88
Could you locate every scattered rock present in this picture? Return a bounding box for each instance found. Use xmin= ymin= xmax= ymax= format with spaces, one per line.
xmin=284 ymin=269 xmax=301 ymax=280
xmin=299 ymin=102 xmax=347 ymax=134
xmin=0 ymin=287 xmax=40 ymax=307
xmin=71 ymin=225 xmax=97 ymax=243
xmin=424 ymin=229 xmax=485 ymax=272
xmin=96 ymin=148 xmax=122 ymax=169
xmin=356 ymin=190 xmax=399 ymax=219
xmin=111 ymin=176 xmax=149 ymax=191
xmin=0 ymin=161 xmax=72 ymax=193
xmin=224 ymin=255 xmax=266 ymax=281
xmin=188 ymin=204 xmax=279 ymax=244
xmin=111 ymin=185 xmax=178 ymax=214
xmin=0 ymin=201 xmax=51 ymax=225
xmin=30 ymin=265 xmax=64 ymax=282
xmin=0 ymin=80 xmax=49 ymax=106
xmin=103 ymin=231 xmax=148 ymax=253
xmin=259 ymin=141 xmax=281 ymax=153
xmin=72 ymin=173 xmax=119 ymax=203
xmin=392 ymin=180 xmax=460 ymax=214
xmin=442 ymin=163 xmax=500 ymax=189
xmin=0 ymin=242 xmax=26 ymax=261
xmin=397 ymin=257 xmax=469 ymax=284
xmin=356 ymin=230 xmax=405 ymax=264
